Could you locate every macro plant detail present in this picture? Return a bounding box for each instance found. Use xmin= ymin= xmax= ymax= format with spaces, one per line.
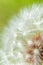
xmin=0 ymin=5 xmax=43 ymax=65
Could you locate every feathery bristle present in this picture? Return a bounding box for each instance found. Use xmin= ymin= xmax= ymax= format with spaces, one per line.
xmin=25 ymin=33 xmax=43 ymax=65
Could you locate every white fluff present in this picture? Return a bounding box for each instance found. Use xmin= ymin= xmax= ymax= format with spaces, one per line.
xmin=0 ymin=4 xmax=43 ymax=65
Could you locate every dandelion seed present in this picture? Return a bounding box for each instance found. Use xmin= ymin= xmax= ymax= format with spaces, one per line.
xmin=27 ymin=40 xmax=33 ymax=46
xmin=17 ymin=41 xmax=23 ymax=48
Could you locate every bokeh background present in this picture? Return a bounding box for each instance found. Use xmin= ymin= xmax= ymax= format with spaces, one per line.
xmin=0 ymin=0 xmax=43 ymax=65
xmin=0 ymin=0 xmax=43 ymax=33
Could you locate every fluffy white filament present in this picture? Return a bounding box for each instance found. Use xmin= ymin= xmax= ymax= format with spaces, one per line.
xmin=0 ymin=4 xmax=43 ymax=65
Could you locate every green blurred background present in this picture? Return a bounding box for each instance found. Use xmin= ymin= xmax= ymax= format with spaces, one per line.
xmin=0 ymin=1 xmax=43 ymax=64
xmin=0 ymin=0 xmax=43 ymax=32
